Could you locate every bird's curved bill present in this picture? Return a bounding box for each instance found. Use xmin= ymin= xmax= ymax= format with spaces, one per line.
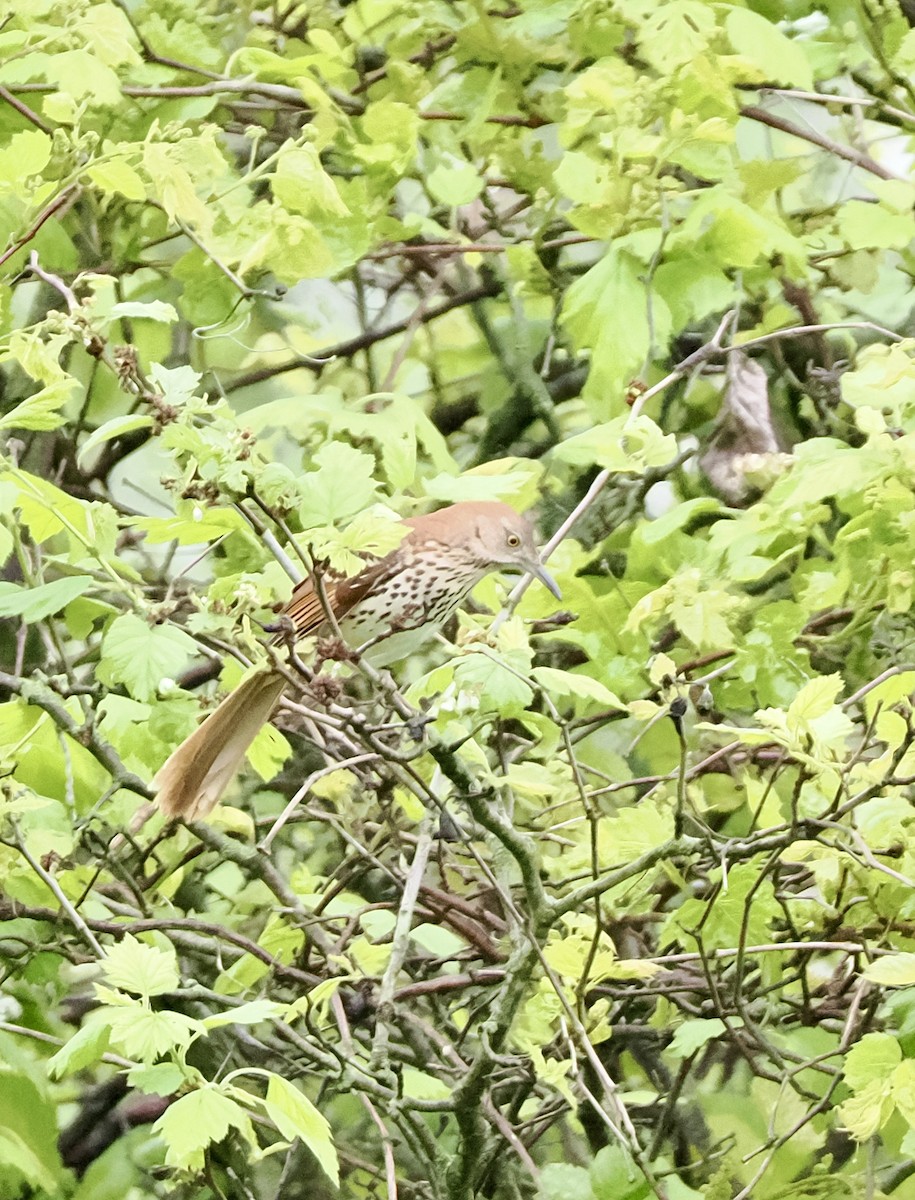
xmin=528 ymin=559 xmax=562 ymax=600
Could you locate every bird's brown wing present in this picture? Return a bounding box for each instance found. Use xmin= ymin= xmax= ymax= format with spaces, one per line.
xmin=282 ymin=554 xmax=404 ymax=638
xmin=282 ymin=574 xmax=338 ymax=637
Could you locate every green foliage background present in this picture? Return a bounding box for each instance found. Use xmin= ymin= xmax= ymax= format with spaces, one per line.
xmin=3 ymin=0 xmax=915 ymax=1196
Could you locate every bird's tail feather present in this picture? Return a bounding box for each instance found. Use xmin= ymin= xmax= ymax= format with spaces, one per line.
xmin=153 ymin=670 xmax=287 ymax=821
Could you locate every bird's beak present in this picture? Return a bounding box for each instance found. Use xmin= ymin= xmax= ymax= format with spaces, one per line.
xmin=527 ymin=558 xmax=562 ymax=600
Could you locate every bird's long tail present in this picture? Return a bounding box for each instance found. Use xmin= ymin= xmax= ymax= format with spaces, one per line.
xmin=153 ymin=669 xmax=287 ymax=821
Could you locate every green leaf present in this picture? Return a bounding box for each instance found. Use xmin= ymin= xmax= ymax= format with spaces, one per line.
xmin=102 ymin=1005 xmax=200 ymax=1061
xmin=0 ymin=379 xmax=76 ymax=432
xmin=725 ymin=8 xmax=813 ymax=89
xmin=0 ymin=576 xmax=92 ymax=622
xmin=109 ymin=300 xmax=179 ymax=323
xmin=74 ymin=4 xmax=141 ymax=67
xmin=77 ymin=413 xmax=153 ymax=467
xmin=130 ymin=504 xmax=247 ymax=546
xmin=85 ymin=156 xmax=146 ymax=200
xmin=638 ymin=497 xmax=722 ymax=546
xmin=427 ymin=154 xmax=484 ymax=205
xmin=892 ymin=1059 xmax=915 ymax=1129
xmin=127 ymin=1063 xmax=187 ymax=1096
xmin=99 ymin=614 xmax=198 ymax=701
xmin=298 ymin=442 xmax=378 ymax=529
xmin=149 ymin=362 xmax=202 ymax=408
xmin=455 ymin=652 xmax=535 ymax=715
xmin=591 ymin=1144 xmax=650 ymax=1200
xmin=401 ymin=1067 xmax=451 ymax=1101
xmin=864 ymin=955 xmax=915 ymax=987
xmin=562 ymin=244 xmax=671 ymax=408
xmin=553 ymin=415 xmax=677 ymax=472
xmin=262 ymin=1074 xmax=339 ymax=1186
xmin=0 ymin=130 xmax=52 ymax=185
xmin=154 ymin=1087 xmax=255 ymax=1170
xmin=840 ymin=1076 xmax=895 ymax=1141
xmin=538 ymin=1163 xmax=594 ymax=1200
xmin=843 ymin=1033 xmax=901 ymax=1091
xmin=0 ymin=1068 xmax=67 ymax=1192
xmin=786 ymin=675 xmax=843 ymax=724
xmin=667 ymin=1018 xmax=731 ymax=1061
xmin=272 ymin=143 xmax=349 ymax=217
xmin=532 ymin=666 xmax=624 ymax=709
xmin=101 ymin=933 xmax=180 ymax=998
xmin=202 ymin=1000 xmax=283 ymax=1029
xmin=837 ymin=200 xmax=915 ymax=251
xmin=47 ymin=1021 xmax=111 ymax=1080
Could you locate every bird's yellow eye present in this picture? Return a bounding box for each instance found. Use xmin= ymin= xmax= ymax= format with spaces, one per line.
xmin=506 ymin=533 xmax=521 ymax=548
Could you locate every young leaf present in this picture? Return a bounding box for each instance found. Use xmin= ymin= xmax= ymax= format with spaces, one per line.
xmin=154 ymin=1087 xmax=256 ymax=1170
xmin=864 ymin=954 xmax=915 ymax=987
xmin=101 ymin=933 xmax=180 ymax=998
xmin=261 ymin=1074 xmax=339 ymax=1186
xmin=532 ymin=666 xmax=624 ymax=709
xmin=99 ymin=614 xmax=197 ymax=701
xmin=77 ymin=414 xmax=153 ymax=467
xmin=202 ymin=1000 xmax=283 ymax=1029
xmin=47 ymin=1021 xmax=111 ymax=1080
xmin=0 ymin=380 xmax=76 ymax=432
xmin=0 ymin=577 xmax=92 ymax=622
xmin=102 ymin=1006 xmax=199 ymax=1062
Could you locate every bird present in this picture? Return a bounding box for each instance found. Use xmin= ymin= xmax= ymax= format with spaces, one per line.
xmin=153 ymin=501 xmax=561 ymax=821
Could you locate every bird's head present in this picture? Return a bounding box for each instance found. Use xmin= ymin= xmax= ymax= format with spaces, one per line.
xmin=462 ymin=502 xmax=562 ymax=599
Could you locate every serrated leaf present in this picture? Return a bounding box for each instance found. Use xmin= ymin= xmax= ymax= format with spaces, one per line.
xmin=154 ymin=1088 xmax=255 ymax=1170
xmin=787 ymin=674 xmax=843 ymax=724
xmin=127 ymin=1062 xmax=187 ymax=1096
xmin=101 ymin=933 xmax=180 ymax=998
xmin=262 ymin=1075 xmax=339 ymax=1186
xmin=99 ymin=614 xmax=197 ymax=701
xmin=85 ymin=156 xmax=146 ymax=200
xmin=0 ymin=576 xmax=92 ymax=622
xmin=843 ymin=1032 xmax=901 ymax=1091
xmin=298 ymin=442 xmax=378 ymax=530
xmin=726 ymin=8 xmax=813 ymax=89
xmin=149 ymin=362 xmax=202 ymax=408
xmin=103 ymin=1005 xmax=200 ymax=1061
xmin=591 ymin=1144 xmax=650 ymax=1200
xmin=0 ymin=380 xmax=76 ymax=432
xmin=667 ymin=1018 xmax=731 ymax=1061
xmin=272 ymin=143 xmax=349 ymax=217
xmin=538 ymin=1162 xmax=594 ymax=1200
xmin=455 ymin=652 xmax=535 ymax=714
xmin=893 ymin=1059 xmax=915 ymax=1130
xmin=246 ymin=721 xmax=291 ymax=784
xmin=839 ymin=1076 xmax=894 ymax=1141
xmin=0 ymin=130 xmax=52 ymax=184
xmin=553 ymin=414 xmax=677 ymax=472
xmin=130 ymin=505 xmax=247 ymax=545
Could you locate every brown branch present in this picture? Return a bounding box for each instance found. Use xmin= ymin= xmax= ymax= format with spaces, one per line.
xmin=368 ymin=241 xmax=516 ymax=260
xmin=421 ymin=109 xmax=548 ymax=128
xmin=224 ymin=279 xmax=500 ymax=392
xmin=0 ymin=84 xmax=54 ymax=133
xmin=0 ymin=187 xmax=79 ymax=270
xmin=739 ymin=103 xmax=898 ymax=181
xmin=0 ymin=899 xmax=320 ymax=987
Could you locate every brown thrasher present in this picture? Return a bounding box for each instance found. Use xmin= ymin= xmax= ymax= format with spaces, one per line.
xmin=154 ymin=501 xmax=560 ymax=820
